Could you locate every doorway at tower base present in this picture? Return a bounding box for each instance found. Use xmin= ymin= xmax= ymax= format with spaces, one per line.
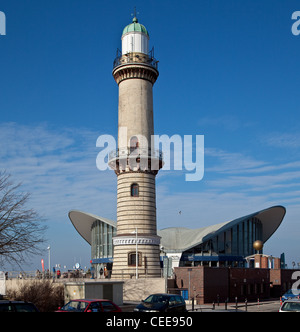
xmin=111 ymin=244 xmax=162 ymax=279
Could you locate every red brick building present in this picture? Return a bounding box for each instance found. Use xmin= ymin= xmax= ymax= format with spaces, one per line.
xmin=174 ymin=262 xmax=299 ymax=304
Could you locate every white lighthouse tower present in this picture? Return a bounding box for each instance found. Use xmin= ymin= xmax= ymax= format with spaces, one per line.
xmin=109 ymin=15 xmax=163 ymax=278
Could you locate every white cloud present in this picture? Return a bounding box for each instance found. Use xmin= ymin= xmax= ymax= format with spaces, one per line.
xmin=207 ymin=171 xmax=300 ymax=191
xmin=264 ymin=133 xmax=300 ymax=150
xmin=205 ymin=148 xmax=267 ymax=173
xmin=198 ymin=115 xmax=256 ymax=132
xmin=0 ymin=122 xmax=117 ymax=222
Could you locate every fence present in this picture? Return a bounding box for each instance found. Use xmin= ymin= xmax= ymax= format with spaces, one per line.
xmin=4 ymin=270 xmax=89 ymax=280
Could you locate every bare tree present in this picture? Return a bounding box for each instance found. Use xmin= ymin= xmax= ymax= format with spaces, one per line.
xmin=0 ymin=171 xmax=47 ymax=267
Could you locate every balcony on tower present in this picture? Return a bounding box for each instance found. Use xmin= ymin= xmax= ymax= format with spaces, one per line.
xmin=113 ymin=48 xmax=158 ymax=71
xmin=108 ymin=146 xmax=163 ymax=174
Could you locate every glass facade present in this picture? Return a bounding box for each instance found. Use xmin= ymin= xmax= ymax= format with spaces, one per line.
xmin=90 ymin=216 xmax=264 ymax=269
xmin=181 ymin=217 xmax=263 ymax=267
xmin=91 ymin=220 xmax=116 ymax=262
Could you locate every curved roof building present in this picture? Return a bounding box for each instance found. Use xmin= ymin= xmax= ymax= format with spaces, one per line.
xmin=69 ymin=205 xmax=286 ymax=269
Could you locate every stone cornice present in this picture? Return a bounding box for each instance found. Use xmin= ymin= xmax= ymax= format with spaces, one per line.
xmin=112 ymin=64 xmax=159 ymax=85
xmin=113 ymin=235 xmax=161 ymax=246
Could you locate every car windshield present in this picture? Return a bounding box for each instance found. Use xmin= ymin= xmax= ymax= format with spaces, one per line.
xmin=61 ymin=301 xmax=89 ymax=312
xmin=144 ymin=295 xmax=169 ymax=304
xmin=281 ymin=302 xmax=300 ymax=312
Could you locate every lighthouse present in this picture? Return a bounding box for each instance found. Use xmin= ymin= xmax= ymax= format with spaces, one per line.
xmin=109 ymin=15 xmax=163 ymax=278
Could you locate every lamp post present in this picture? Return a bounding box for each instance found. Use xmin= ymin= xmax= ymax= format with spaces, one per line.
xmin=131 ymin=228 xmax=138 ymax=279
xmin=47 ymin=245 xmax=51 ymax=275
xmin=135 ymin=228 xmax=138 ymax=279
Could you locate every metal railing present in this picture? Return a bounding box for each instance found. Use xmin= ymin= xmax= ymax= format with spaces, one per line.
xmin=104 ymin=268 xmax=164 ymax=280
xmin=113 ymin=49 xmax=159 ymax=70
xmin=109 ymin=147 xmax=163 ymax=162
xmin=4 ymin=270 xmax=89 ymax=280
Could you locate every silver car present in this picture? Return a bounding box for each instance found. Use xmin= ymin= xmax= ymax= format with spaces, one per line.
xmin=279 ymin=299 xmax=300 ymax=312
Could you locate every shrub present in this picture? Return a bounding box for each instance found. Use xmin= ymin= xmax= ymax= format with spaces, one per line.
xmin=7 ymin=280 xmax=64 ymax=312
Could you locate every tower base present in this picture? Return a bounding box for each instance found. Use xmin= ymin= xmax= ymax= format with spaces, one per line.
xmin=111 ymin=243 xmax=161 ymax=279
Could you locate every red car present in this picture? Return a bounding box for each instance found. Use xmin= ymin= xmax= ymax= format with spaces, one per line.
xmin=57 ymin=299 xmax=122 ymax=312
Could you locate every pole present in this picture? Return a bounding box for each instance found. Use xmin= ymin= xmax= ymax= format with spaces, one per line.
xmin=47 ymin=246 xmax=51 ymax=273
xmin=188 ymin=270 xmax=191 ymax=301
xmin=135 ymin=228 xmax=138 ymax=279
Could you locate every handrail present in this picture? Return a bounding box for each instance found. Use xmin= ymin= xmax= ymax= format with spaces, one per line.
xmin=109 ymin=147 xmax=163 ymax=161
xmin=113 ymin=53 xmax=159 ymax=70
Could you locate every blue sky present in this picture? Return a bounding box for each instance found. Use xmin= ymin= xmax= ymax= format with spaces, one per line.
xmin=0 ymin=0 xmax=300 ymax=270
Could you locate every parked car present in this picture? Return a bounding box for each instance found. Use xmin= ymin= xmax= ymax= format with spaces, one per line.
xmin=56 ymin=299 xmax=122 ymax=312
xmin=279 ymin=299 xmax=300 ymax=312
xmin=0 ymin=300 xmax=39 ymax=312
xmin=134 ymin=293 xmax=187 ymax=312
xmin=282 ymin=289 xmax=300 ymax=302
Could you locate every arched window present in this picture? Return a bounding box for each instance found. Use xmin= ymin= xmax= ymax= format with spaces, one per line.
xmin=128 ymin=252 xmax=142 ymax=266
xmin=131 ymin=183 xmax=139 ymax=197
xmin=130 ymin=136 xmax=139 ymax=153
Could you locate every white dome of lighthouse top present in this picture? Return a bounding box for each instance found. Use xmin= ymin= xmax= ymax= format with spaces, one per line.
xmin=121 ymin=16 xmax=149 ymax=55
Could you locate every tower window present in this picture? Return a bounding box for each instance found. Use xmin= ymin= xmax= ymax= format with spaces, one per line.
xmin=128 ymin=252 xmax=142 ymax=266
xmin=131 ymin=183 xmax=139 ymax=197
xmin=130 ymin=136 xmax=139 ymax=153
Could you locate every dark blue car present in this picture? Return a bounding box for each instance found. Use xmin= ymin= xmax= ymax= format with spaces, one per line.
xmin=134 ymin=294 xmax=187 ymax=312
xmin=282 ymin=289 xmax=300 ymax=302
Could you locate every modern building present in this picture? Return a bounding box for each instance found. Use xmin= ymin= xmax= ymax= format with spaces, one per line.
xmin=159 ymin=205 xmax=286 ymax=269
xmin=69 ymin=206 xmax=286 ymax=278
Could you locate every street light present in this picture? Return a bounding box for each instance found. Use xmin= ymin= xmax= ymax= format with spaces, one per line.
xmin=131 ymin=228 xmax=138 ymax=279
xmin=47 ymin=245 xmax=51 ymax=274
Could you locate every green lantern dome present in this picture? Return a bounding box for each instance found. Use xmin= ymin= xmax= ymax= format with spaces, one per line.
xmin=122 ymin=17 xmax=149 ymax=37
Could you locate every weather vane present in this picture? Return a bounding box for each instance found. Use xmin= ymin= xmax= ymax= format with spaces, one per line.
xmin=131 ymin=7 xmax=139 ymax=21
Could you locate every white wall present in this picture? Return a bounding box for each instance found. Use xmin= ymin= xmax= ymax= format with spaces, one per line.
xmin=122 ymin=32 xmax=149 ymax=55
